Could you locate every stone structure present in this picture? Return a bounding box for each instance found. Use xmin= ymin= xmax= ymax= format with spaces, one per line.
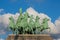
xmin=6 ymin=34 xmax=53 ymax=40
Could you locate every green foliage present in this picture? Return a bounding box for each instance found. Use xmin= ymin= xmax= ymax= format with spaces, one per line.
xmin=9 ymin=16 xmax=16 ymax=34
xmin=40 ymin=18 xmax=49 ymax=31
xmin=9 ymin=8 xmax=49 ymax=34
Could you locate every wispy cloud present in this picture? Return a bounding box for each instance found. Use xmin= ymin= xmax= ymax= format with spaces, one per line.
xmin=0 ymin=9 xmax=4 ymax=13
xmin=35 ymin=0 xmax=45 ymax=3
xmin=10 ymin=0 xmax=18 ymax=3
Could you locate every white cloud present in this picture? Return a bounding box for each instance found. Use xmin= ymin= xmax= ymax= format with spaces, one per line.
xmin=0 ymin=38 xmax=4 ymax=40
xmin=0 ymin=7 xmax=59 ymax=34
xmin=53 ymin=39 xmax=60 ymax=40
xmin=27 ymin=7 xmax=57 ymax=34
xmin=0 ymin=30 xmax=5 ymax=34
xmin=1 ymin=13 xmax=19 ymax=27
xmin=55 ymin=17 xmax=60 ymax=33
xmin=0 ymin=13 xmax=19 ymax=34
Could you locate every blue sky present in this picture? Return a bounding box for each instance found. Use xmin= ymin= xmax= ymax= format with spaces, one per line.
xmin=0 ymin=0 xmax=60 ymax=40
xmin=0 ymin=0 xmax=60 ymax=22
